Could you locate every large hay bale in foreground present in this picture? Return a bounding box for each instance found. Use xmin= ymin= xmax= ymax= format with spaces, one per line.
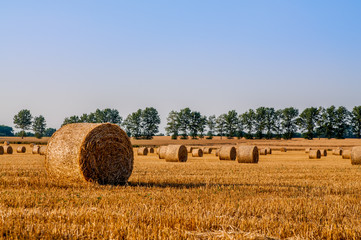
xmin=342 ymin=150 xmax=351 ymax=159
xmin=3 ymin=141 xmax=9 ymax=146
xmin=45 ymin=123 xmax=134 ymax=185
xmin=137 ymin=147 xmax=148 ymax=156
xmin=333 ymin=148 xmax=343 ymax=155
xmin=219 ymin=146 xmax=236 ymax=160
xmin=259 ymin=149 xmax=267 ymax=155
xmin=309 ymin=150 xmax=321 ymax=159
xmin=39 ymin=146 xmax=47 ymax=156
xmin=0 ymin=146 xmax=4 ymax=155
xmin=16 ymin=146 xmax=26 ymax=153
xmin=32 ymin=145 xmax=40 ymax=154
xmin=320 ymin=149 xmax=327 ymax=157
xmin=192 ymin=148 xmax=203 ymax=157
xmin=237 ymin=146 xmax=259 ymax=163
xmin=265 ymin=148 xmax=272 ymax=154
xmin=351 ymin=147 xmax=361 ymax=165
xmin=165 ymin=145 xmax=187 ymax=162
xmin=158 ymin=146 xmax=167 ymax=159
xmin=3 ymin=146 xmax=13 ymax=154
xmin=148 ymin=147 xmax=154 ymax=153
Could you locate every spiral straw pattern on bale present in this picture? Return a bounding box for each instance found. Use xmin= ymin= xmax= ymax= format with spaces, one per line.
xmin=259 ymin=149 xmax=267 ymax=155
xmin=320 ymin=149 xmax=327 ymax=157
xmin=165 ymin=145 xmax=187 ymax=162
xmin=219 ymin=146 xmax=236 ymax=160
xmin=351 ymin=147 xmax=361 ymax=165
xmin=158 ymin=146 xmax=167 ymax=159
xmin=237 ymin=146 xmax=259 ymax=163
xmin=342 ymin=150 xmax=351 ymax=159
xmin=0 ymin=146 xmax=4 ymax=155
xmin=3 ymin=146 xmax=13 ymax=154
xmin=192 ymin=148 xmax=203 ymax=157
xmin=32 ymin=145 xmax=40 ymax=154
xmin=137 ymin=147 xmax=148 ymax=156
xmin=309 ymin=150 xmax=321 ymax=159
xmin=148 ymin=147 xmax=154 ymax=153
xmin=16 ymin=146 xmax=26 ymax=153
xmin=45 ymin=123 xmax=134 ymax=185
xmin=39 ymin=146 xmax=47 ymax=156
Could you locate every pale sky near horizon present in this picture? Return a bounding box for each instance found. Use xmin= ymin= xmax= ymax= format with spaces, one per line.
xmin=1 ymin=1 xmax=361 ymax=133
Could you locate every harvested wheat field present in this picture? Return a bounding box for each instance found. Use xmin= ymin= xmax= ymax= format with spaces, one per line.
xmin=1 ymin=140 xmax=361 ymax=239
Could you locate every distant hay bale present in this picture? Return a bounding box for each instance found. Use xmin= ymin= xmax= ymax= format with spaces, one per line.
xmin=3 ymin=146 xmax=13 ymax=154
xmin=203 ymin=147 xmax=211 ymax=154
xmin=3 ymin=141 xmax=9 ymax=146
xmin=215 ymin=149 xmax=220 ymax=156
xmin=148 ymin=147 xmax=154 ymax=153
xmin=137 ymin=147 xmax=148 ymax=156
xmin=30 ymin=143 xmax=35 ymax=148
xmin=280 ymin=147 xmax=287 ymax=152
xmin=16 ymin=146 xmax=26 ymax=153
xmin=45 ymin=123 xmax=134 ymax=185
xmin=351 ymin=147 xmax=361 ymax=165
xmin=165 ymin=145 xmax=187 ymax=162
xmin=0 ymin=146 xmax=3 ymax=155
xmin=320 ymin=149 xmax=327 ymax=157
xmin=259 ymin=149 xmax=267 ymax=155
xmin=309 ymin=150 xmax=321 ymax=159
xmin=186 ymin=146 xmax=194 ymax=153
xmin=158 ymin=146 xmax=168 ymax=159
xmin=333 ymin=148 xmax=343 ymax=155
xmin=192 ymin=148 xmax=203 ymax=157
xmin=219 ymin=146 xmax=236 ymax=160
xmin=305 ymin=148 xmax=311 ymax=153
xmin=266 ymin=148 xmax=272 ymax=154
xmin=237 ymin=145 xmax=259 ymax=163
xmin=39 ymin=146 xmax=47 ymax=156
xmin=342 ymin=150 xmax=351 ymax=159
xmin=32 ymin=145 xmax=40 ymax=154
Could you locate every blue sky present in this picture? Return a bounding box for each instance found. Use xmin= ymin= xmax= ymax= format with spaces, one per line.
xmin=1 ymin=1 xmax=360 ymax=132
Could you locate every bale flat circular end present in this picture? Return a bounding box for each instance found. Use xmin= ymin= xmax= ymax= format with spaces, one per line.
xmin=320 ymin=149 xmax=327 ymax=157
xmin=148 ymin=147 xmax=154 ymax=153
xmin=45 ymin=123 xmax=134 ymax=185
xmin=309 ymin=150 xmax=321 ymax=159
xmin=237 ymin=146 xmax=259 ymax=163
xmin=0 ymin=146 xmax=4 ymax=155
xmin=219 ymin=146 xmax=236 ymax=160
xmin=265 ymin=148 xmax=272 ymax=154
xmin=192 ymin=148 xmax=203 ymax=157
xmin=3 ymin=146 xmax=13 ymax=154
xmin=32 ymin=145 xmax=40 ymax=154
xmin=165 ymin=145 xmax=187 ymax=162
xmin=137 ymin=147 xmax=148 ymax=156
xmin=16 ymin=146 xmax=26 ymax=153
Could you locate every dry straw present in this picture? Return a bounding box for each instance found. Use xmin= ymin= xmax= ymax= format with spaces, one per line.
xmin=0 ymin=146 xmax=3 ymax=155
xmin=45 ymin=123 xmax=134 ymax=185
xmin=158 ymin=146 xmax=168 ymax=159
xmin=237 ymin=145 xmax=259 ymax=163
xmin=148 ymin=147 xmax=154 ymax=153
xmin=137 ymin=147 xmax=148 ymax=156
xmin=333 ymin=148 xmax=343 ymax=155
xmin=351 ymin=147 xmax=361 ymax=165
xmin=266 ymin=148 xmax=272 ymax=154
xmin=192 ymin=148 xmax=203 ymax=157
xmin=320 ymin=149 xmax=327 ymax=157
xmin=280 ymin=147 xmax=287 ymax=152
xmin=3 ymin=146 xmax=13 ymax=154
xmin=186 ymin=146 xmax=194 ymax=153
xmin=3 ymin=141 xmax=9 ymax=146
xmin=219 ymin=146 xmax=236 ymax=160
xmin=309 ymin=150 xmax=321 ymax=159
xmin=259 ymin=149 xmax=267 ymax=155
xmin=165 ymin=145 xmax=188 ymax=162
xmin=215 ymin=149 xmax=220 ymax=157
xmin=39 ymin=146 xmax=47 ymax=156
xmin=203 ymin=147 xmax=211 ymax=154
xmin=342 ymin=150 xmax=351 ymax=159
xmin=16 ymin=146 xmax=26 ymax=153
xmin=305 ymin=148 xmax=311 ymax=153
xmin=32 ymin=145 xmax=40 ymax=154
xmin=30 ymin=143 xmax=35 ymax=148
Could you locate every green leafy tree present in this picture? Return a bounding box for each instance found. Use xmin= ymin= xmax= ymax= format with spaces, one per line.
xmin=281 ymin=107 xmax=299 ymax=139
xmin=33 ymin=115 xmax=46 ymax=139
xmin=351 ymin=106 xmax=361 ymax=138
xmin=123 ymin=109 xmax=142 ymax=138
xmin=334 ymin=106 xmax=350 ymax=139
xmin=224 ymin=110 xmax=239 ymax=138
xmin=62 ymin=115 xmax=80 ymax=126
xmin=240 ymin=109 xmax=255 ymax=139
xmin=254 ymin=107 xmax=267 ymax=139
xmin=13 ymin=109 xmax=33 ymax=138
xmin=273 ymin=110 xmax=283 ymax=139
xmin=0 ymin=125 xmax=14 ymax=136
xmin=207 ymin=115 xmax=216 ymax=139
xmin=44 ymin=128 xmax=57 ymax=137
xmin=319 ymin=106 xmax=336 ymax=139
xmin=178 ymin=108 xmax=192 ymax=139
xmin=264 ymin=107 xmax=276 ymax=139
xmin=297 ymin=107 xmax=321 ymax=140
xmin=142 ymin=107 xmax=160 ymax=139
xmin=216 ymin=114 xmax=226 ymax=139
xmin=188 ymin=111 xmax=204 ymax=139
xmin=165 ymin=110 xmax=180 ymax=139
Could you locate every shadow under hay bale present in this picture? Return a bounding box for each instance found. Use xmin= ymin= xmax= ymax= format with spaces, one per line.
xmin=165 ymin=145 xmax=187 ymax=162
xmin=237 ymin=145 xmax=259 ymax=163
xmin=45 ymin=123 xmax=134 ymax=185
xmin=17 ymin=146 xmax=26 ymax=153
xmin=219 ymin=146 xmax=236 ymax=160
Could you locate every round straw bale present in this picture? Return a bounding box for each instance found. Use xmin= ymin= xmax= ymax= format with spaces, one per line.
xmin=305 ymin=148 xmax=311 ymax=153
xmin=3 ymin=146 xmax=13 ymax=154
xmin=215 ymin=149 xmax=220 ymax=156
xmin=237 ymin=145 xmax=259 ymax=163
xmin=309 ymin=150 xmax=321 ymax=159
xmin=3 ymin=141 xmax=9 ymax=146
xmin=32 ymin=145 xmax=40 ymax=154
xmin=30 ymin=143 xmax=35 ymax=148
xmin=158 ymin=146 xmax=167 ymax=159
xmin=186 ymin=146 xmax=193 ymax=153
xmin=280 ymin=147 xmax=287 ymax=152
xmin=259 ymin=149 xmax=267 ymax=155
xmin=148 ymin=147 xmax=154 ymax=153
xmin=45 ymin=123 xmax=134 ymax=185
xmin=265 ymin=148 xmax=272 ymax=154
xmin=137 ymin=147 xmax=148 ymax=156
xmin=351 ymin=147 xmax=361 ymax=165
xmin=0 ymin=146 xmax=3 ymax=155
xmin=192 ymin=148 xmax=203 ymax=157
xmin=333 ymin=149 xmax=343 ymax=155
xmin=39 ymin=146 xmax=47 ymax=156
xmin=219 ymin=146 xmax=236 ymax=160
xmin=16 ymin=146 xmax=26 ymax=153
xmin=165 ymin=145 xmax=187 ymax=162
xmin=203 ymin=147 xmax=211 ymax=154
xmin=342 ymin=150 xmax=351 ymax=159
xmin=320 ymin=149 xmax=327 ymax=157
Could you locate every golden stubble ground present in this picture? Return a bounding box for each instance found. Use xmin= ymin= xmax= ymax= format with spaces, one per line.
xmin=1 ymin=143 xmax=361 ymax=239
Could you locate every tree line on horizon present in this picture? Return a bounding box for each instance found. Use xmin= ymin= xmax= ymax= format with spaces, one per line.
xmin=2 ymin=106 xmax=361 ymax=140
